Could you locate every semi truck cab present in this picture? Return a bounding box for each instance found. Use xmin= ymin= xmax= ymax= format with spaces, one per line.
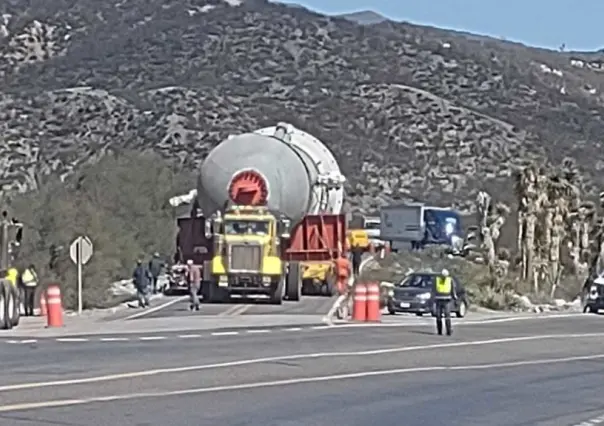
xmin=204 ymin=205 xmax=291 ymax=303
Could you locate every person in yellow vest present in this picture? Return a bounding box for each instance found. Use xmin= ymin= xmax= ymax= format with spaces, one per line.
xmin=6 ymin=266 xmax=18 ymax=287
xmin=21 ymin=264 xmax=38 ymax=316
xmin=433 ymin=269 xmax=457 ymax=336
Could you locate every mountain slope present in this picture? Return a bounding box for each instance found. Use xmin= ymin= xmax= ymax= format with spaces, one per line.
xmin=2 ymin=0 xmax=604 ymax=213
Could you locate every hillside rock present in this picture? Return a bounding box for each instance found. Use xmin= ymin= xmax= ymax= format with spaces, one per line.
xmin=2 ymin=0 xmax=604 ymax=214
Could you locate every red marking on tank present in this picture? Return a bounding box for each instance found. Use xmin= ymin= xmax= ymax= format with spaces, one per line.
xmin=228 ymin=170 xmax=268 ymax=206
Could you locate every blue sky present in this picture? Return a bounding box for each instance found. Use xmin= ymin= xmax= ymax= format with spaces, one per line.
xmin=296 ymin=0 xmax=603 ymax=52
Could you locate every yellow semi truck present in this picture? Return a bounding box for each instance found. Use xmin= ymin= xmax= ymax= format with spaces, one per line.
xmin=202 ymin=205 xmax=293 ymax=304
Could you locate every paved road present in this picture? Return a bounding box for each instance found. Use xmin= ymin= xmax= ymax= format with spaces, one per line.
xmin=119 ymin=293 xmax=338 ymax=320
xmin=0 ymin=315 xmax=603 ymax=425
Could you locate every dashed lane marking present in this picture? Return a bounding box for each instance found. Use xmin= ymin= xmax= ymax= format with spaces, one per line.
xmin=1 ymin=335 xmax=604 ymax=400
xmin=0 ymin=313 xmax=594 ymax=345
xmin=211 ymin=331 xmax=239 ymax=336
xmin=1 ymin=352 xmax=603 ymax=413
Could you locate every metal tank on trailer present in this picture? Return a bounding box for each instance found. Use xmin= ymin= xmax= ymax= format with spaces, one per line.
xmin=197 ymin=122 xmax=346 ymax=224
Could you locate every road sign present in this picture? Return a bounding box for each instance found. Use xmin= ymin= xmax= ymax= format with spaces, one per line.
xmin=70 ymin=236 xmax=94 ymax=315
xmin=70 ymin=236 xmax=93 ymax=265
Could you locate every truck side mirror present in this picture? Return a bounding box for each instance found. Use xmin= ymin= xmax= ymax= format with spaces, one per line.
xmin=280 ymin=219 xmax=291 ymax=238
xmin=204 ymin=220 xmax=212 ymax=239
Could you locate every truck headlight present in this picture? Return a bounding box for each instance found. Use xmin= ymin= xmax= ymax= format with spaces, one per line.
xmin=417 ymin=292 xmax=431 ymax=300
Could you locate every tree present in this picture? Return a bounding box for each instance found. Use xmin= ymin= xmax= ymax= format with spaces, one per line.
xmin=8 ymin=150 xmax=194 ymax=309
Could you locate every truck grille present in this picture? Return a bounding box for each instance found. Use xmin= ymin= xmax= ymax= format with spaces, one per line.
xmin=228 ymin=244 xmax=262 ymax=272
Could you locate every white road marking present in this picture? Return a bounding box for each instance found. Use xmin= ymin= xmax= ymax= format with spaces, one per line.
xmin=2 ymin=332 xmax=604 ymax=393
xmin=246 ymin=329 xmax=270 ymax=334
xmin=138 ymin=336 xmax=166 ymax=341
xmin=123 ymin=296 xmax=188 ymax=320
xmin=572 ymin=413 xmax=604 ymax=425
xmin=0 ymin=312 xmax=594 ymax=346
xmin=218 ymin=304 xmax=251 ymax=317
xmin=211 ymin=331 xmax=239 ymax=336
xmin=1 ymin=352 xmax=603 ymax=413
xmin=56 ymin=338 xmax=89 ymax=343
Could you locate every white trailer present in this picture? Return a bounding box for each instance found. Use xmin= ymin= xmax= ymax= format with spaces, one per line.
xmin=380 ymin=203 xmax=459 ymax=249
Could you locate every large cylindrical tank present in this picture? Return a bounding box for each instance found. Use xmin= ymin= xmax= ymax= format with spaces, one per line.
xmin=197 ymin=122 xmax=345 ymax=225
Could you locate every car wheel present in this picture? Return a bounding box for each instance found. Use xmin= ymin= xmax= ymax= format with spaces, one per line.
xmin=415 ymin=312 xmax=423 ymax=317
xmin=456 ymin=300 xmax=468 ymax=318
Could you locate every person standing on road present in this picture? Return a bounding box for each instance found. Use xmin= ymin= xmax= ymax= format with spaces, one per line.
xmin=323 ymin=251 xmax=352 ymax=325
xmin=433 ymin=268 xmax=457 ymax=336
xmin=351 ymin=244 xmax=363 ymax=277
xmin=148 ymin=252 xmax=165 ymax=294
xmin=132 ymin=259 xmax=152 ymax=308
xmin=20 ymin=265 xmax=38 ymax=316
xmin=186 ymin=259 xmax=201 ymax=311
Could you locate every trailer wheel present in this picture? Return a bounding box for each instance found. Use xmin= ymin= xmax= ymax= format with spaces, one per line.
xmin=0 ymin=282 xmax=8 ymax=330
xmin=8 ymin=283 xmax=19 ymax=327
xmin=0 ymin=281 xmax=13 ymax=330
xmin=285 ymin=263 xmax=301 ymax=301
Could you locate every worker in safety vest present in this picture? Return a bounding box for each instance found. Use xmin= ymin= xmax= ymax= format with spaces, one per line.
xmin=21 ymin=265 xmax=38 ymax=316
xmin=323 ymin=251 xmax=352 ymax=325
xmin=6 ymin=266 xmax=18 ymax=287
xmin=433 ymin=268 xmax=457 ymax=336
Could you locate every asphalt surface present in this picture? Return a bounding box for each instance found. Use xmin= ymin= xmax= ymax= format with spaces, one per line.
xmin=104 ymin=293 xmax=338 ymax=321
xmin=0 ymin=314 xmax=603 ymax=425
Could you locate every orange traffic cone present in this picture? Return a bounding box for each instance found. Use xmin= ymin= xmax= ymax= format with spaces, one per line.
xmin=352 ymin=283 xmax=367 ymax=321
xmin=46 ymin=285 xmax=63 ymax=327
xmin=366 ymin=282 xmax=381 ymax=322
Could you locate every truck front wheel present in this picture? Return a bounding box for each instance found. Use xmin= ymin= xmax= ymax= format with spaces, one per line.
xmin=269 ymin=278 xmax=284 ymax=305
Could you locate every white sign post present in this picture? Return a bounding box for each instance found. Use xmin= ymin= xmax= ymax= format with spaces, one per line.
xmin=70 ymin=236 xmax=93 ymax=315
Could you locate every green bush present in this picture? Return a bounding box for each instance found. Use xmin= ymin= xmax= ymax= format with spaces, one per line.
xmin=8 ymin=150 xmax=194 ymax=309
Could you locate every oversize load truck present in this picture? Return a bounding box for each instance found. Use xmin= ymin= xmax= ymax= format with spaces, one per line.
xmin=173 ymin=122 xmax=347 ymax=304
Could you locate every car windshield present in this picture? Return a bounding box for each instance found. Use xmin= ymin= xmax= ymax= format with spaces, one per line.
xmin=397 ymin=274 xmax=434 ymax=289
xmin=224 ymin=220 xmax=269 ymax=235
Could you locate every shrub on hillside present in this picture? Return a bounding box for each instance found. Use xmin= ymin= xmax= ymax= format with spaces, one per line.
xmin=8 ymin=150 xmax=194 ymax=309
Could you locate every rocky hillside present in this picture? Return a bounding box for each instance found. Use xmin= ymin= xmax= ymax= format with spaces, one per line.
xmin=2 ymin=0 xmax=604 ymax=214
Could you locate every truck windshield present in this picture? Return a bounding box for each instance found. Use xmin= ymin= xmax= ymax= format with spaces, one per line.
xmin=425 ymin=210 xmax=462 ymax=236
xmin=225 ymin=220 xmax=269 ymax=235
xmin=364 ymin=221 xmax=381 ymax=230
